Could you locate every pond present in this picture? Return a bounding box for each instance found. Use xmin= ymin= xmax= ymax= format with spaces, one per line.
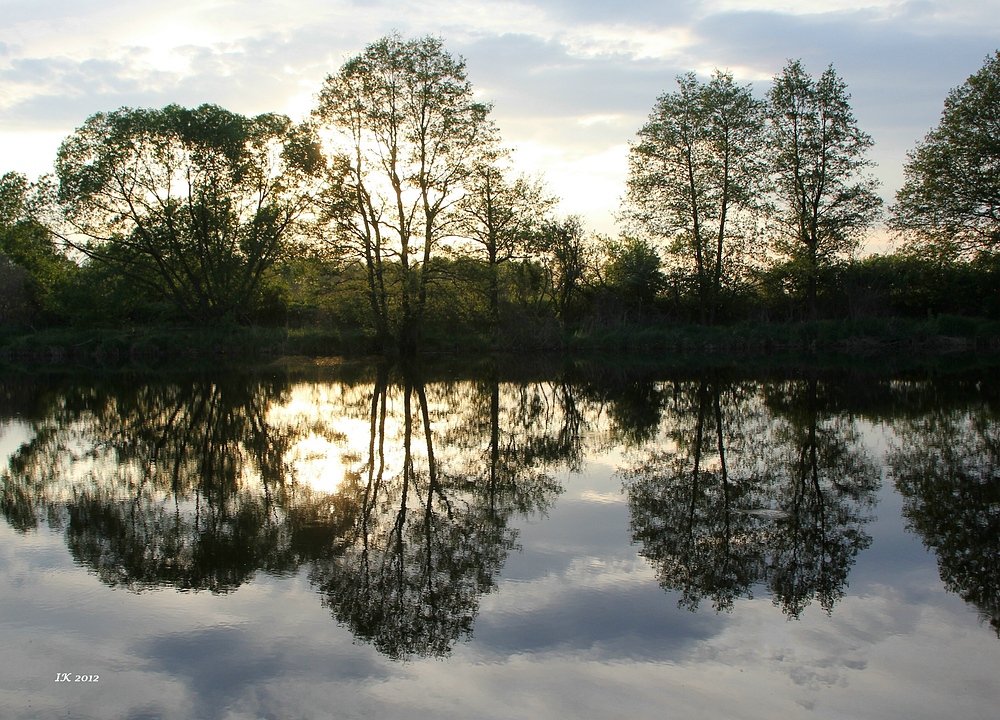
xmin=1 ymin=357 xmax=998 ymax=719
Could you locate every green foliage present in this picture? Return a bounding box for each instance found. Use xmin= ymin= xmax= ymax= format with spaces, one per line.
xmin=767 ymin=61 xmax=882 ymax=315
xmin=892 ymin=51 xmax=1000 ymax=260
xmin=313 ymin=34 xmax=498 ymax=352
xmin=527 ymin=216 xmax=594 ymax=320
xmin=56 ymin=104 xmax=323 ymax=324
xmin=601 ymin=236 xmax=667 ymax=308
xmin=0 ymin=256 xmax=32 ymax=326
xmin=456 ymin=160 xmax=555 ymax=334
xmin=0 ymin=171 xmax=77 ymax=323
xmin=6 ymin=44 xmax=1000 ymax=346
xmin=839 ymin=254 xmax=1000 ymax=319
xmin=626 ymin=70 xmax=767 ymax=324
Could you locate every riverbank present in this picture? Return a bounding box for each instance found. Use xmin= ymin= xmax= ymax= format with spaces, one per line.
xmin=2 ymin=315 xmax=998 ymax=367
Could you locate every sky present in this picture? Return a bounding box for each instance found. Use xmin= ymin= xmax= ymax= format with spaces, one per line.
xmin=1 ymin=0 xmax=998 ymax=244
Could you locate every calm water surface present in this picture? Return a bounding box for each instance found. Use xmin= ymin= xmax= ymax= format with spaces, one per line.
xmin=1 ymin=359 xmax=998 ymax=719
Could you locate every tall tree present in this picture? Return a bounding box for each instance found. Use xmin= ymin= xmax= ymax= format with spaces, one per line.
xmin=56 ymin=104 xmax=323 ymax=323
xmin=313 ymin=34 xmax=497 ymax=353
xmin=456 ymin=158 xmax=554 ymax=336
xmin=891 ymin=51 xmax=1000 ymax=261
xmin=626 ymin=70 xmax=767 ymax=324
xmin=767 ymin=61 xmax=881 ymax=317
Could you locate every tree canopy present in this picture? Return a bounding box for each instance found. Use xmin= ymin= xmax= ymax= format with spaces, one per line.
xmin=4 ymin=38 xmax=1000 ymax=340
xmin=0 ymin=171 xmax=72 ymax=320
xmin=767 ymin=61 xmax=882 ymax=316
xmin=56 ymin=104 xmax=323 ymax=323
xmin=892 ymin=51 xmax=1000 ymax=261
xmin=626 ymin=70 xmax=767 ymax=324
xmin=313 ymin=34 xmax=499 ymax=352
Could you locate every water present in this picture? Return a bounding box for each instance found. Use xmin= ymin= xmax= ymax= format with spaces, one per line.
xmin=1 ymin=358 xmax=998 ymax=719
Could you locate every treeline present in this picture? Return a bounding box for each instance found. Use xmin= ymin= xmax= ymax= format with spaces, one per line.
xmin=1 ymin=36 xmax=998 ymax=353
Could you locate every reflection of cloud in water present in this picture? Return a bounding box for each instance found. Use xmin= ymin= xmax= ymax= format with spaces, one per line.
xmin=0 ymin=421 xmax=33 ymax=465
xmin=474 ymin=564 xmax=721 ymax=661
xmin=578 ymin=489 xmax=624 ymax=504
xmin=3 ymin=365 xmax=1000 ymax=718
xmin=136 ymin=624 xmax=393 ymax=720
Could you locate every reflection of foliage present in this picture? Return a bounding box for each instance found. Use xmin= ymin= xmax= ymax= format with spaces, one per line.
xmin=626 ymin=380 xmax=767 ymax=612
xmin=64 ymin=488 xmax=294 ymax=593
xmin=764 ymin=380 xmax=879 ymax=615
xmin=890 ymin=407 xmax=1000 ymax=636
xmin=0 ymin=363 xmax=570 ymax=658
xmin=625 ymin=378 xmax=878 ymax=617
xmin=311 ymin=368 xmax=563 ymax=658
xmin=1 ymin=377 xmax=300 ymax=592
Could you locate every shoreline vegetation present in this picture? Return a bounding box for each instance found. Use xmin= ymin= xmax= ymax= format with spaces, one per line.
xmin=2 ymin=316 xmax=998 ymax=368
xmin=2 ymin=39 xmax=999 ymax=363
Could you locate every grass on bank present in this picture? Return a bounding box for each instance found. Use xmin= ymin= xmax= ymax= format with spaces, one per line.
xmin=1 ymin=315 xmax=998 ymax=367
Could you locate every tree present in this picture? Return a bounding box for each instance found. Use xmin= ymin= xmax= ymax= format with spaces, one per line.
xmin=626 ymin=70 xmax=767 ymax=324
xmin=456 ymin=157 xmax=554 ymax=336
xmin=0 ymin=171 xmax=73 ymax=318
xmin=313 ymin=34 xmax=497 ymax=353
xmin=55 ymin=104 xmax=323 ymax=323
xmin=767 ymin=61 xmax=881 ymax=317
xmin=601 ymin=235 xmax=667 ymax=311
xmin=0 ymin=171 xmax=31 ymax=228
xmin=891 ymin=51 xmax=1000 ymax=261
xmin=527 ymin=216 xmax=593 ymax=320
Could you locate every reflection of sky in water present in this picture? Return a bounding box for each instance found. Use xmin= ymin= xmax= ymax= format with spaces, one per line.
xmin=1 ymin=375 xmax=999 ymax=719
xmin=2 ymin=468 xmax=996 ymax=720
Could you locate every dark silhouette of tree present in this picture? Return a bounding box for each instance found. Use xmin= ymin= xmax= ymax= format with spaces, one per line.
xmin=767 ymin=61 xmax=882 ymax=317
xmin=625 ymin=377 xmax=879 ymax=617
xmin=626 ymin=70 xmax=767 ymax=323
xmin=313 ymin=34 xmax=497 ymax=353
xmin=598 ymin=235 xmax=668 ymax=318
xmin=56 ymin=104 xmax=323 ymax=323
xmin=891 ymin=51 xmax=1000 ymax=261
xmin=0 ymin=171 xmax=73 ymax=321
xmin=890 ymin=404 xmax=1000 ymax=635
xmin=527 ymin=216 xmax=593 ymax=321
xmin=456 ymin=159 xmax=555 ymax=340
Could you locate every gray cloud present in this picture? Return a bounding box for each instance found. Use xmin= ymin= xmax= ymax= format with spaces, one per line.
xmin=517 ymin=0 xmax=701 ymax=25
xmin=1 ymin=0 xmax=997 ymax=221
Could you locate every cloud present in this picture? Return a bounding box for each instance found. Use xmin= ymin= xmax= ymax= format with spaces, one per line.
xmin=1 ymin=0 xmax=998 ymax=228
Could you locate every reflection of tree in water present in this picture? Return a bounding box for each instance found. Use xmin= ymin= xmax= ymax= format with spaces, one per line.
xmin=0 ymin=364 xmax=569 ymax=658
xmin=310 ymin=365 xmax=565 ymax=659
xmin=626 ymin=379 xmax=768 ymax=612
xmin=764 ymin=379 xmax=879 ymax=616
xmin=1 ymin=377 xmax=305 ymax=592
xmin=625 ymin=377 xmax=878 ymax=617
xmin=890 ymin=405 xmax=1000 ymax=635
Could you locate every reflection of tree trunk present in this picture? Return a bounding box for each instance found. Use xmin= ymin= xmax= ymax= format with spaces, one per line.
xmin=715 ymin=385 xmax=731 ymax=548
xmin=489 ymin=366 xmax=500 ymax=517
xmin=687 ymin=381 xmax=707 ymax=552
xmin=396 ymin=379 xmax=412 ymax=546
xmin=358 ymin=367 xmax=389 ymax=623
xmin=806 ymin=378 xmax=827 ymax=576
xmin=362 ymin=366 xmax=389 ymax=526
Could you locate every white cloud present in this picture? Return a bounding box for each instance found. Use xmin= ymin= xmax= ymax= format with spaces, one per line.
xmin=0 ymin=0 xmax=998 ymax=232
